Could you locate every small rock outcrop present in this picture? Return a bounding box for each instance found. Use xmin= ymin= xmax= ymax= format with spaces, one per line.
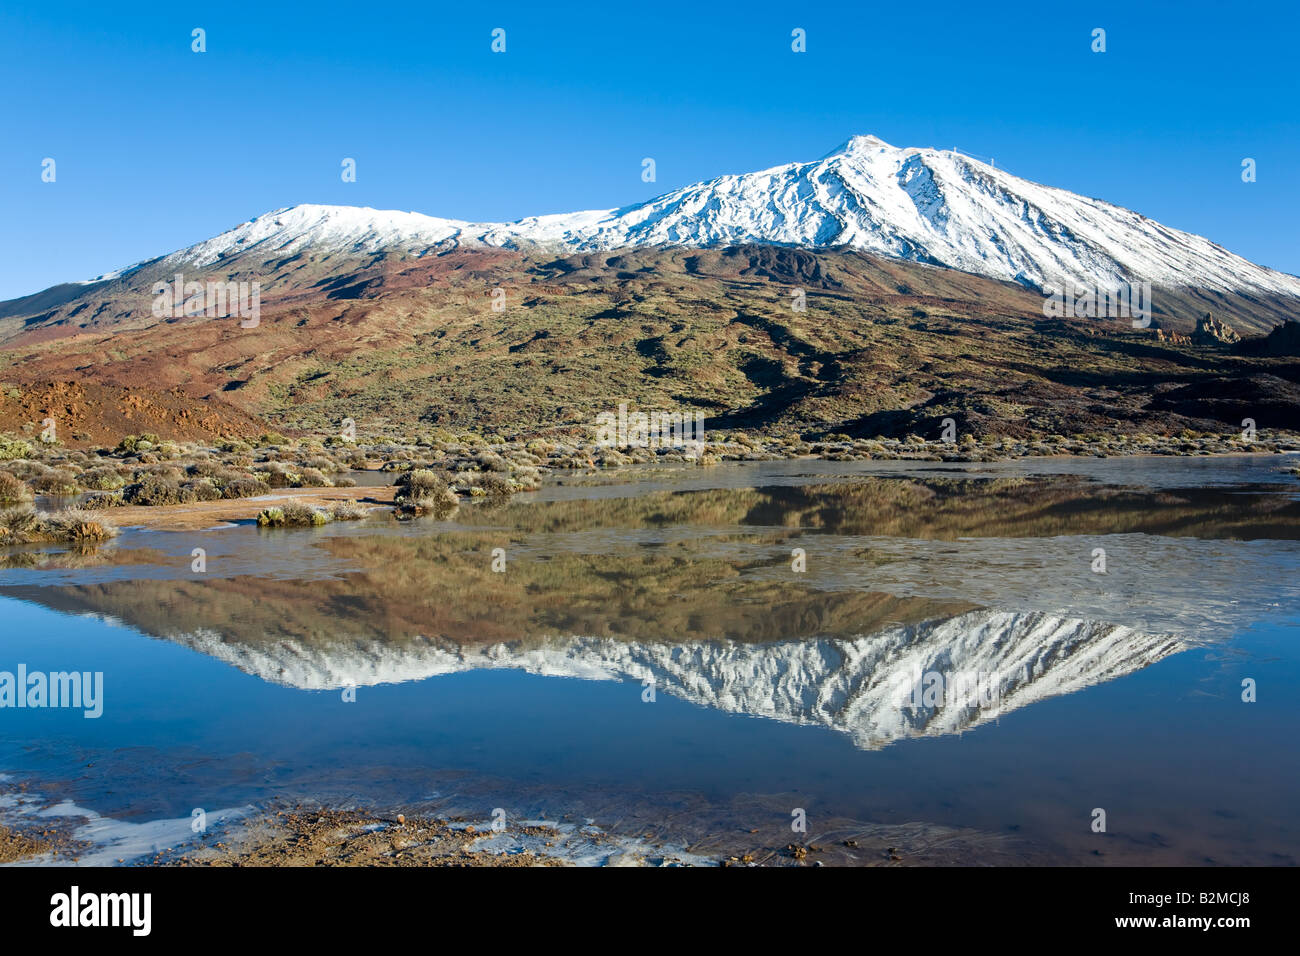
xmin=1255 ymin=319 xmax=1300 ymax=356
xmin=1192 ymin=312 xmax=1240 ymax=346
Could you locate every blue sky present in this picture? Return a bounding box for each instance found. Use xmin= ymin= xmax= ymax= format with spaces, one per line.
xmin=1 ymin=0 xmax=1296 ymax=299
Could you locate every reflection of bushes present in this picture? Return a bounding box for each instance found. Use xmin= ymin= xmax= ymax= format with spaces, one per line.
xmin=395 ymin=493 xmax=459 ymax=520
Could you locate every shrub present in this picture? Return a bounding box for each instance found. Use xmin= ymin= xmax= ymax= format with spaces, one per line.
xmin=0 ymin=437 xmax=34 ymax=461
xmin=0 ymin=472 xmax=32 ymax=504
xmin=302 ymin=456 xmax=344 ymax=474
xmin=41 ymin=509 xmax=117 ymax=543
xmin=182 ymin=479 xmax=222 ymax=502
xmin=257 ymin=502 xmax=331 ymax=527
xmin=115 ymin=434 xmax=161 ymax=455
xmin=258 ymin=463 xmax=301 ymax=488
xmin=79 ymin=467 xmax=127 ymax=491
xmin=83 ymin=492 xmax=126 ymax=509
xmin=0 ymin=506 xmax=39 ymax=543
xmin=511 ymin=467 xmax=542 ymax=492
xmin=30 ymin=469 xmax=79 ymax=496
xmin=330 ymin=500 xmax=368 ymax=521
xmin=282 ymin=501 xmax=330 ymax=526
xmin=395 ymin=468 xmax=450 ymax=500
xmin=296 ymin=467 xmax=333 ymax=487
xmin=256 ymin=507 xmax=286 ymax=527
xmin=0 ymin=460 xmax=46 ymax=480
xmin=473 ymin=473 xmax=514 ymax=498
xmin=0 ymin=506 xmax=116 ymax=544
xmin=122 ymin=474 xmax=185 ymax=506
xmin=220 ymin=476 xmax=270 ymax=499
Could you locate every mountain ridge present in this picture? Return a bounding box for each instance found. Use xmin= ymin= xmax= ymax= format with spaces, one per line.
xmin=28 ymin=134 xmax=1300 ymax=308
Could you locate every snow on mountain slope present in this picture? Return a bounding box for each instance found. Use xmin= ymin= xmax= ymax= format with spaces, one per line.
xmin=164 ymin=609 xmax=1184 ymax=751
xmin=170 ymin=203 xmax=473 ymax=266
xmin=140 ymin=135 xmax=1300 ymax=299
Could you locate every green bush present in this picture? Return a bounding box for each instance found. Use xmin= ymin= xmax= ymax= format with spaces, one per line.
xmin=256 ymin=507 xmax=285 ymax=527
xmin=0 ymin=437 xmax=33 ymax=461
xmin=79 ymin=467 xmax=127 ymax=491
xmin=122 ymin=474 xmax=185 ymax=506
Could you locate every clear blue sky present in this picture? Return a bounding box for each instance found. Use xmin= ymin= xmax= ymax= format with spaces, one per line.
xmin=1 ymin=0 xmax=1296 ymax=300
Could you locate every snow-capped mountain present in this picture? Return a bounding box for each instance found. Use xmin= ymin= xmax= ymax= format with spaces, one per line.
xmin=164 ymin=609 xmax=1185 ymax=751
xmin=130 ymin=134 xmax=1300 ymax=298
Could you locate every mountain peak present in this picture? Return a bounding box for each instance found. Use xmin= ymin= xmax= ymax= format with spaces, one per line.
xmin=824 ymin=133 xmax=893 ymax=158
xmin=70 ymin=136 xmax=1300 ymax=302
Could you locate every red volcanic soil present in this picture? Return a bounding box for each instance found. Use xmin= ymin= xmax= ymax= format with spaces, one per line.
xmin=0 ymin=380 xmax=267 ymax=447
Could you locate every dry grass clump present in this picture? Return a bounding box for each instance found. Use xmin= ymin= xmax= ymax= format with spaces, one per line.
xmin=257 ymin=462 xmax=301 ymax=488
xmin=296 ymin=467 xmax=333 ymax=487
xmin=0 ymin=505 xmax=117 ymax=544
xmin=78 ymin=466 xmax=128 ymax=491
xmin=302 ymin=455 xmax=346 ymax=474
xmin=394 ymin=468 xmax=450 ymax=500
xmin=29 ymin=467 xmax=79 ymax=496
xmin=329 ymin=500 xmax=369 ymax=521
xmin=467 ymin=472 xmax=514 ymax=498
xmin=182 ymin=478 xmax=223 ymax=502
xmin=82 ymin=492 xmax=125 ymax=509
xmin=393 ymin=468 xmax=460 ymax=518
xmin=257 ymin=502 xmax=330 ymax=527
xmin=220 ymin=476 xmax=271 ymax=499
xmin=122 ymin=474 xmax=186 ymax=505
xmin=0 ymin=472 xmax=32 ymax=504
